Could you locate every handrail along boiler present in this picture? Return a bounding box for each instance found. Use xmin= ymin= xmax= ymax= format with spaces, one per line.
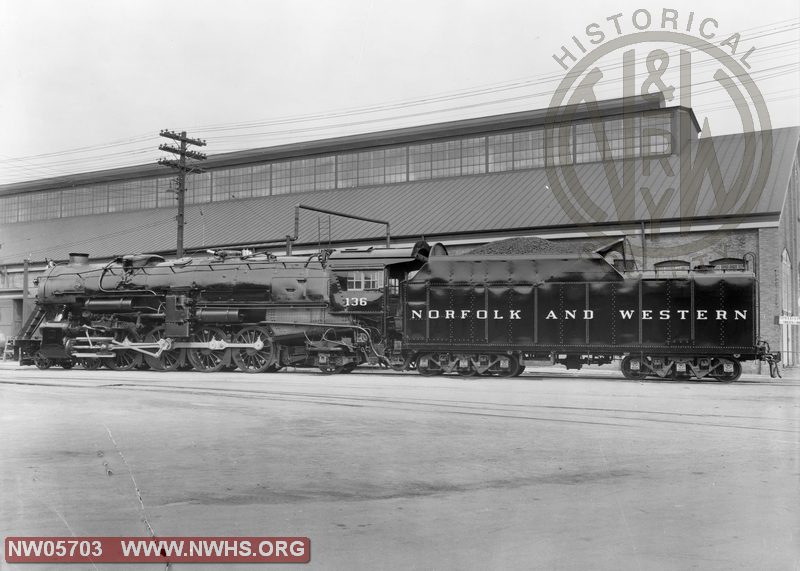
xmin=17 ymin=242 xmax=781 ymax=380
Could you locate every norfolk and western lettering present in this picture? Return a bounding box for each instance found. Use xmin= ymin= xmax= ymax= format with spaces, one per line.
xmin=410 ymin=309 xmax=748 ymax=321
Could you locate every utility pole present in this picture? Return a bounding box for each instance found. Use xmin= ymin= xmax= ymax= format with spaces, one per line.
xmin=157 ymin=130 xmax=207 ymax=258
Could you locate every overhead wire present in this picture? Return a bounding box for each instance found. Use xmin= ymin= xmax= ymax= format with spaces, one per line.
xmin=0 ymin=18 xmax=797 ymax=183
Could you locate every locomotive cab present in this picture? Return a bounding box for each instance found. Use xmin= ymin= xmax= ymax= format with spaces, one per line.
xmin=326 ymin=241 xmax=439 ymax=324
xmin=324 ymin=241 xmax=441 ymax=367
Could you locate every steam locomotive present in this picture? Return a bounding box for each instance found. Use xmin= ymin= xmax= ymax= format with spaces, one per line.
xmin=16 ymin=240 xmax=781 ymax=381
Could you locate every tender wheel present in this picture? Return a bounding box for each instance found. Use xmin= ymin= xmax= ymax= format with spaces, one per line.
xmin=621 ymin=356 xmax=647 ymax=380
xmin=416 ymin=353 xmax=442 ymax=377
xmin=710 ymin=358 xmax=742 ymax=382
xmin=60 ymin=360 xmax=74 ymax=369
xmin=33 ymin=352 xmax=52 ymax=370
xmin=232 ymin=326 xmax=275 ymax=373
xmin=143 ymin=326 xmax=185 ymax=371
xmin=187 ymin=326 xmax=229 ymax=373
xmin=107 ymin=331 xmax=143 ymax=371
xmin=388 ymin=354 xmax=413 ymax=371
xmin=496 ymin=354 xmax=520 ymax=378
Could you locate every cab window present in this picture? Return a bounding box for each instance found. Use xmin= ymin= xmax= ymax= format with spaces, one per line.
xmin=346 ymin=270 xmax=384 ymax=291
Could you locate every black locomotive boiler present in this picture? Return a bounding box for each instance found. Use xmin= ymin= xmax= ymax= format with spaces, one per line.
xmin=17 ymin=241 xmax=780 ymax=380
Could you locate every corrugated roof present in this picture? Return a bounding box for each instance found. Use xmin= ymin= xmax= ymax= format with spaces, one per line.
xmin=1 ymin=127 xmax=797 ymax=265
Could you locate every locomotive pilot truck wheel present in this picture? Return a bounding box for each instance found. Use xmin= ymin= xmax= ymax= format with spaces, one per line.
xmin=33 ymin=352 xmax=52 ymax=370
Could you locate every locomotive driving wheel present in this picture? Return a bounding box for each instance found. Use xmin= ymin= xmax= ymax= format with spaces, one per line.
xmin=232 ymin=326 xmax=275 ymax=373
xmin=187 ymin=326 xmax=230 ymax=373
xmin=107 ymin=331 xmax=143 ymax=371
xmin=143 ymin=326 xmax=185 ymax=371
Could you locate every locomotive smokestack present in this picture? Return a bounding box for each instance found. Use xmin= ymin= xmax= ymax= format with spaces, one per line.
xmin=68 ymin=253 xmax=89 ymax=266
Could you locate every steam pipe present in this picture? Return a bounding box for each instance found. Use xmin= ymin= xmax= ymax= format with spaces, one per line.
xmin=286 ymin=204 xmax=391 ymax=254
xmin=204 ymin=205 xmax=392 ymax=255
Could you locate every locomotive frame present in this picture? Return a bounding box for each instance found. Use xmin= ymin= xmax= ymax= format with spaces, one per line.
xmin=14 ymin=240 xmax=781 ymax=381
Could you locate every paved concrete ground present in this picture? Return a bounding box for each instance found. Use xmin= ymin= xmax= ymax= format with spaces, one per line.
xmin=0 ymin=364 xmax=798 ymax=570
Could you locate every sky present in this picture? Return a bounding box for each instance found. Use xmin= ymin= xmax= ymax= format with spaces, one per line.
xmin=0 ymin=0 xmax=798 ymax=186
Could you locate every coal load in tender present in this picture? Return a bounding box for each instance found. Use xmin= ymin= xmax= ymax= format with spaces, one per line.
xmin=467 ymin=237 xmax=596 ymax=256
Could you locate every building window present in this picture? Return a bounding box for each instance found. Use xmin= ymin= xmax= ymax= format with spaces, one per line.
xmin=107 ymin=181 xmax=125 ymax=213
xmin=488 ymin=133 xmax=513 ymax=172
xmin=121 ymin=180 xmax=144 ymax=211
xmin=337 ymin=153 xmax=358 ymax=188
xmin=141 ymin=178 xmax=159 ymax=209
xmin=91 ymin=185 xmax=108 ymax=214
xmin=409 ymin=143 xmax=432 ymax=181
xmin=461 ymin=137 xmax=486 ymax=175
xmin=0 ymin=195 xmax=18 ymax=223
xmin=358 ymin=150 xmax=385 ymax=185
xmin=575 ymin=121 xmax=604 ymax=163
xmin=160 ymin=177 xmax=178 ymax=207
xmin=61 ymin=187 xmax=85 ymax=217
xmin=16 ymin=194 xmax=31 ymax=222
xmin=315 ymin=156 xmax=335 ymax=190
xmin=605 ymin=116 xmax=641 ymax=160
xmin=186 ymin=172 xmax=211 ymax=204
xmin=214 ymin=166 xmax=254 ymax=200
xmin=252 ymin=164 xmax=271 ymax=197
xmin=641 ymin=112 xmax=671 ymax=156
xmin=271 ymin=161 xmax=291 ymax=195
xmin=346 ymin=270 xmax=383 ymax=291
xmin=545 ymin=124 xmax=573 ymax=166
xmin=385 ymin=147 xmax=407 ymax=183
xmin=431 ymin=140 xmax=461 ymax=178
xmin=291 ymin=159 xmax=316 ymax=193
xmin=514 ymin=129 xmax=545 ymax=169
